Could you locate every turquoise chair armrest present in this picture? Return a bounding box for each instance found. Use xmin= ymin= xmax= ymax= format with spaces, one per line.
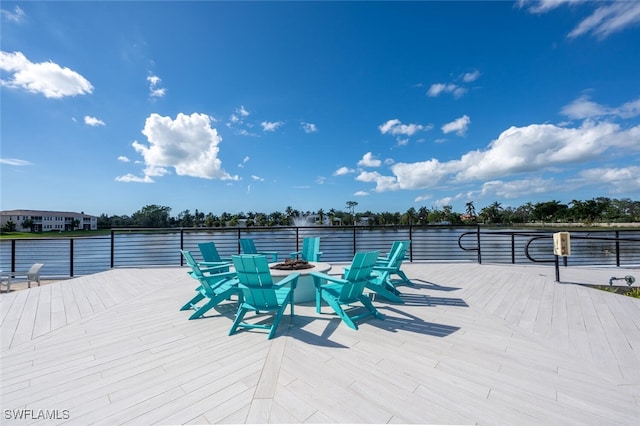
xmin=373 ymin=266 xmax=395 ymax=273
xmin=259 ymin=251 xmax=279 ymax=262
xmin=310 ymin=271 xmax=347 ymax=288
xmin=199 ymin=261 xmax=231 ymax=268
xmin=198 ymin=262 xmax=232 ymax=275
xmin=205 ymin=270 xmax=238 ymax=280
xmin=273 ymin=272 xmax=300 ymax=290
xmin=289 ymin=250 xmax=302 ymax=259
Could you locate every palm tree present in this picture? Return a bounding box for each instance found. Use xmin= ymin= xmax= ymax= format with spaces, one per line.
xmin=480 ymin=201 xmax=503 ymax=224
xmin=346 ymin=201 xmax=358 ymax=224
xmin=465 ymin=201 xmax=476 ymax=218
xmin=403 ymin=207 xmax=417 ymax=225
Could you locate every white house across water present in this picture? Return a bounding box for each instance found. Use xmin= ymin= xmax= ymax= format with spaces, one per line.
xmin=0 ymin=209 xmax=98 ymax=232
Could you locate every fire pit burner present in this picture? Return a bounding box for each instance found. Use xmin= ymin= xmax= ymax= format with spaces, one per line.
xmin=270 ymin=259 xmax=314 ymax=270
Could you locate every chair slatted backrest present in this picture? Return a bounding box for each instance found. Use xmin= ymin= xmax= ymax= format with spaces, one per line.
xmin=301 ymin=237 xmax=321 ymax=261
xmin=339 ymin=251 xmax=379 ymax=302
xmin=181 ymin=250 xmax=215 ymax=293
xmin=27 ymin=263 xmax=44 ymax=278
xmin=387 ymin=241 xmax=410 ymax=269
xmin=198 ymin=241 xmax=222 ymax=262
xmin=239 ymin=238 xmax=258 ymax=255
xmin=232 ymin=255 xmax=280 ymax=309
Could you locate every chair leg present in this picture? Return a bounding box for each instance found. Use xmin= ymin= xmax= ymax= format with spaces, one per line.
xmin=289 ymin=291 xmax=294 ymax=317
xmin=315 ymin=288 xmax=323 ymax=314
xmin=359 ymin=295 xmax=385 ymax=320
xmin=396 ymin=271 xmax=414 ymax=286
xmin=188 ymin=292 xmax=228 ymax=320
xmin=366 ymin=282 xmax=403 ymax=303
xmin=229 ymin=306 xmax=248 ymax=336
xmin=269 ymin=294 xmax=292 ymax=339
xmin=325 ymin=297 xmax=358 ymax=330
xmin=180 ymin=293 xmax=205 ymax=311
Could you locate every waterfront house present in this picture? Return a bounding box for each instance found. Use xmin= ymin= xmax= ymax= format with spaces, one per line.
xmin=0 ymin=209 xmax=98 ymax=232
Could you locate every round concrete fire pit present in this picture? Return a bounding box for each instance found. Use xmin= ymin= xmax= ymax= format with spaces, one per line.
xmin=269 ymin=261 xmax=332 ymax=303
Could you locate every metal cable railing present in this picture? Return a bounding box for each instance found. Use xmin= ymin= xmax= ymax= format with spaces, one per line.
xmin=2 ymin=226 xmax=639 ymax=279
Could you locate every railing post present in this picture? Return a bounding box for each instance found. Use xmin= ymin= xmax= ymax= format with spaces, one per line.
xmin=476 ymin=225 xmax=482 ymax=264
xmin=11 ymin=239 xmax=16 ymax=272
xmin=555 ymin=255 xmax=561 ymax=282
xmin=511 ymin=234 xmax=516 ymax=264
xmin=615 ymin=230 xmax=620 ymax=267
xmin=352 ymin=225 xmax=357 ymax=257
xmin=408 ymin=221 xmax=413 ymax=262
xmin=180 ymin=229 xmax=185 ymax=266
xmin=110 ymin=229 xmax=115 ymax=269
xmin=70 ymin=238 xmax=74 ymax=277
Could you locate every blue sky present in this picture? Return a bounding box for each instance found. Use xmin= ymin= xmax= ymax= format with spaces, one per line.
xmin=1 ymin=1 xmax=639 ymax=217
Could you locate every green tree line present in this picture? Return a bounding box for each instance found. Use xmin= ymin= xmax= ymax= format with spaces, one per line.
xmin=96 ymin=197 xmax=640 ymax=229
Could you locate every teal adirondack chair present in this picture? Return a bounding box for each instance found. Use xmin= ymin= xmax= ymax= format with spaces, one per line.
xmin=311 ymin=251 xmax=385 ymax=330
xmin=369 ymin=240 xmax=413 ymax=297
xmin=229 ymin=254 xmax=299 ymax=339
xmin=239 ymin=238 xmax=279 ymax=262
xmin=376 ymin=241 xmax=405 ymax=264
xmin=198 ymin=241 xmax=232 ymax=271
xmin=289 ymin=236 xmax=323 ymax=262
xmin=180 ymin=250 xmax=239 ymax=320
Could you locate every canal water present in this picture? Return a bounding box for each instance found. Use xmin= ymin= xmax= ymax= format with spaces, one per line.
xmin=1 ymin=227 xmax=638 ymax=278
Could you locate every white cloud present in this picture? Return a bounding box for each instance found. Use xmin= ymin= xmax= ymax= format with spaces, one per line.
xmin=519 ymin=0 xmax=640 ymax=39
xmin=0 ymin=51 xmax=93 ymax=98
xmin=0 ymin=158 xmax=32 ymax=166
xmin=355 ymin=171 xmax=400 ymax=192
xmin=238 ymin=106 xmax=250 ymax=117
xmin=84 ymin=116 xmax=105 ymax=126
xmin=578 ymin=166 xmax=640 ymax=193
xmin=441 ymin=115 xmax=471 ymax=136
xmin=568 ymin=1 xmax=640 ymax=39
xmin=480 ymin=178 xmax=554 ymax=199
xmin=251 ymin=175 xmax=264 ymax=181
xmin=118 ymin=156 xmax=130 ymax=162
xmin=455 ymin=121 xmax=635 ymax=181
xmin=261 ymin=121 xmax=283 ymax=132
xmin=561 ymin=95 xmax=640 ymax=120
xmin=354 ymin=191 xmax=369 ymax=196
xmin=426 ymin=83 xmax=466 ymax=98
xmin=301 ymin=122 xmax=318 ymax=133
xmin=238 ymin=156 xmax=250 ymax=168
xmin=357 ymin=120 xmax=640 ymax=192
xmin=1 ymin=5 xmax=25 ymax=23
xmin=414 ymin=194 xmax=432 ymax=203
xmin=115 ymin=173 xmax=153 ymax=183
xmin=333 ymin=166 xmax=355 ymax=176
xmin=461 ymin=70 xmax=480 ymax=83
xmin=357 ymin=152 xmax=382 ymax=168
xmin=229 ymin=106 xmax=250 ymax=124
xmin=378 ymin=119 xmax=430 ymax=137
xmin=434 ymin=197 xmax=455 ymax=207
xmin=147 ymin=74 xmax=166 ymax=98
xmin=389 ymin=159 xmax=453 ymax=190
xmin=122 ymin=112 xmax=238 ymax=183
xmin=518 ymin=0 xmax=583 ymax=15
xmin=560 ymin=95 xmax=608 ymax=119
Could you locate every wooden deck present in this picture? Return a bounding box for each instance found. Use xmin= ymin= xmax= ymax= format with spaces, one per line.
xmin=1 ymin=263 xmax=639 ymax=425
